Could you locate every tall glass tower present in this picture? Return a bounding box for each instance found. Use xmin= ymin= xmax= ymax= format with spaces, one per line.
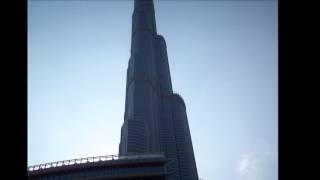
xmin=119 ymin=0 xmax=199 ymax=179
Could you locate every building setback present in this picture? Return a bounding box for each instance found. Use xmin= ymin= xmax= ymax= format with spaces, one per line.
xmin=28 ymin=0 xmax=199 ymax=179
xmin=119 ymin=0 xmax=198 ymax=179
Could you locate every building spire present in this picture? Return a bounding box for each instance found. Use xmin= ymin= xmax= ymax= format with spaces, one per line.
xmin=134 ymin=0 xmax=155 ymax=10
xmin=132 ymin=0 xmax=157 ymax=35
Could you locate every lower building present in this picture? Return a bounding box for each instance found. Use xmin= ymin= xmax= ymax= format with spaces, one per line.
xmin=28 ymin=153 xmax=174 ymax=180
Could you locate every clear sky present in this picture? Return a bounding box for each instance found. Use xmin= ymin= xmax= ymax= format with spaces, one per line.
xmin=28 ymin=0 xmax=278 ymax=180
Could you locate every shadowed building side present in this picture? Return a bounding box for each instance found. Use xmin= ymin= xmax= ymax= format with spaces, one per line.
xmin=120 ymin=0 xmax=159 ymax=155
xmin=171 ymin=94 xmax=199 ymax=180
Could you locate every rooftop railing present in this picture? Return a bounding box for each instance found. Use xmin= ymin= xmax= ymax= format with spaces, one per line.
xmin=28 ymin=155 xmax=119 ymax=172
xmin=28 ymin=152 xmax=165 ymax=172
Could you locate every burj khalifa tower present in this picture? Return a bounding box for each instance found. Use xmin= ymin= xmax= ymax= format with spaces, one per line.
xmin=119 ymin=0 xmax=199 ymax=179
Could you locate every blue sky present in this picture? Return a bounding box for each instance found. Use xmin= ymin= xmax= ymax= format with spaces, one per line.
xmin=28 ymin=0 xmax=278 ymax=180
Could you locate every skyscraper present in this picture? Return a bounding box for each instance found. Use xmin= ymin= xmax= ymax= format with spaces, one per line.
xmin=119 ymin=0 xmax=199 ymax=179
xmin=28 ymin=1 xmax=199 ymax=179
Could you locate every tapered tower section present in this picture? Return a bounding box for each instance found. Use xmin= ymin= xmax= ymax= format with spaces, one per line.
xmin=119 ymin=0 xmax=199 ymax=179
